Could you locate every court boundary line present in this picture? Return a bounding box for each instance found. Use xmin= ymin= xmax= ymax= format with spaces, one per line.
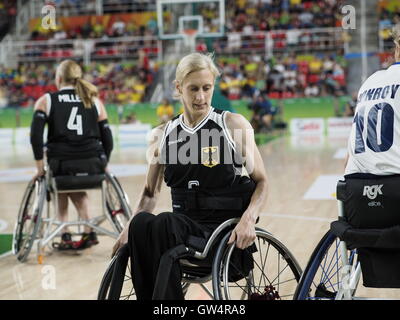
xmin=261 ymin=212 xmax=332 ymax=222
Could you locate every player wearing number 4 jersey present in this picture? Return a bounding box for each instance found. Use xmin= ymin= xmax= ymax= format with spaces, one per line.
xmin=30 ymin=60 xmax=113 ymax=250
xmin=345 ymin=24 xmax=400 ymax=175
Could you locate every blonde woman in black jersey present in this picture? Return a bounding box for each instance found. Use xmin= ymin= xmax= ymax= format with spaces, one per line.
xmin=30 ymin=60 xmax=113 ymax=250
xmin=112 ymin=52 xmax=268 ymax=300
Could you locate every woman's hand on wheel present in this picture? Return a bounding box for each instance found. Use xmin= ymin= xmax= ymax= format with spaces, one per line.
xmin=33 ymin=168 xmax=45 ymax=181
xmin=112 ymin=225 xmax=129 ymax=258
xmin=227 ymin=216 xmax=256 ymax=249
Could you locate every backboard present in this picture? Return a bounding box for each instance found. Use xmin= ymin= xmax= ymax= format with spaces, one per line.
xmin=156 ymin=0 xmax=225 ymax=40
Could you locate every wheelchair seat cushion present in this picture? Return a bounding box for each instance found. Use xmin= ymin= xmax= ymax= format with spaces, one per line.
xmin=331 ymin=219 xmax=400 ymax=250
xmin=335 ymin=175 xmax=400 ymax=288
xmin=49 ymin=157 xmax=106 ymax=177
xmin=55 ymin=174 xmax=105 ymax=190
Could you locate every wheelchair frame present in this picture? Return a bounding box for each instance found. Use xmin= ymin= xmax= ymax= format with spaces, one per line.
xmin=98 ymin=218 xmax=302 ymax=300
xmin=13 ymin=169 xmax=132 ymax=264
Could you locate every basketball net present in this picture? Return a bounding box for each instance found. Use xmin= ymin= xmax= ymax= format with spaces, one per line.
xmin=182 ymin=29 xmax=198 ymax=52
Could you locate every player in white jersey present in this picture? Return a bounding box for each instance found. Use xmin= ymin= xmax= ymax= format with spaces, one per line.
xmin=333 ymin=25 xmax=400 ymax=288
xmin=345 ymin=24 xmax=400 ymax=175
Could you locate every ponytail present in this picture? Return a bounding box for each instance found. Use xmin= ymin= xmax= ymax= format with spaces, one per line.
xmin=75 ymin=78 xmax=98 ymax=109
xmin=56 ymin=59 xmax=98 ymax=109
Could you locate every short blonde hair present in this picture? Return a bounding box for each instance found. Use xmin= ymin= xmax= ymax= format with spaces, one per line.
xmin=173 ymin=52 xmax=220 ymax=98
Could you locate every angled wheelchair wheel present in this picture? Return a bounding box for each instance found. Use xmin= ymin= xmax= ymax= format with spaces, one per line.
xmin=13 ymin=177 xmax=46 ymax=262
xmin=212 ymin=229 xmax=302 ymax=300
xmin=293 ymin=231 xmax=359 ymax=300
xmin=104 ymin=173 xmax=132 ymax=233
xmin=98 ymin=244 xmax=137 ymax=300
xmin=98 ymin=244 xmax=191 ymax=300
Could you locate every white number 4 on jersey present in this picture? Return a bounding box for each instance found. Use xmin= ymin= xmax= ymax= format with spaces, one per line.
xmin=67 ymin=107 xmax=83 ymax=135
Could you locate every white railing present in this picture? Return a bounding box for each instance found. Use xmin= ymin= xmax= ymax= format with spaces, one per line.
xmin=203 ymin=27 xmax=346 ymax=55
xmin=0 ymin=35 xmax=14 ymax=66
xmin=213 ymin=28 xmax=345 ymax=55
xmin=1 ymin=27 xmax=346 ymax=67
xmin=2 ymin=35 xmax=161 ymax=65
xmin=103 ymin=0 xmax=156 ymax=13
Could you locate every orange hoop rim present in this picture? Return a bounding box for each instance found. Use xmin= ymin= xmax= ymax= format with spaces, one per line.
xmin=182 ymin=28 xmax=198 ymax=37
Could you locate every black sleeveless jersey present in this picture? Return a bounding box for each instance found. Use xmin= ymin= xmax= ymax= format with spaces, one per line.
xmin=160 ymin=107 xmax=244 ymax=189
xmin=45 ymin=88 xmax=102 ymax=160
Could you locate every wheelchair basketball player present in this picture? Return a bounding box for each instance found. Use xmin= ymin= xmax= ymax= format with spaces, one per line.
xmin=340 ymin=24 xmax=400 ymax=287
xmin=112 ymin=52 xmax=269 ymax=300
xmin=30 ymin=59 xmax=113 ymax=250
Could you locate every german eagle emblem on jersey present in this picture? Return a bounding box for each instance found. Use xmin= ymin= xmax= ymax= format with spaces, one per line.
xmin=201 ymin=146 xmax=219 ymax=168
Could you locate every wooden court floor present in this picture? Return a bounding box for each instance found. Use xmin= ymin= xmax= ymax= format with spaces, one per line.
xmin=1 ymin=135 xmax=399 ymax=300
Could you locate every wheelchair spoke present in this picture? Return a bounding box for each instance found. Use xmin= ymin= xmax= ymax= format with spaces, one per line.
xmin=320 ymin=257 xmax=341 ymax=288
xmin=306 ymin=236 xmax=357 ymax=300
xmin=226 ymin=261 xmax=264 ymax=296
xmin=321 ymin=241 xmax=342 ymax=288
xmin=270 ymin=263 xmax=290 ymax=286
xmin=319 ymin=240 xmax=340 ymax=286
xmin=250 ymin=257 xmax=273 ymax=286
xmin=258 ymin=239 xmax=270 ymax=289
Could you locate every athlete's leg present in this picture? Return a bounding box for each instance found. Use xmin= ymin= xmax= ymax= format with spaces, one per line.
xmin=128 ymin=211 xmax=214 ymax=300
xmin=69 ymin=192 xmax=91 ymax=233
xmin=68 ymin=191 xmax=98 ymax=249
xmin=58 ymin=193 xmax=69 ymax=234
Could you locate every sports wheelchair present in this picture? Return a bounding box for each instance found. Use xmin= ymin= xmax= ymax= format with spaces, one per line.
xmin=294 ymin=175 xmax=400 ymax=300
xmin=13 ymin=168 xmax=132 ymax=264
xmin=98 ymin=218 xmax=302 ymax=300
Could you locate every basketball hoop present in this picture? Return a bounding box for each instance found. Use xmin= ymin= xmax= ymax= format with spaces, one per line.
xmin=182 ymin=29 xmax=198 ymax=52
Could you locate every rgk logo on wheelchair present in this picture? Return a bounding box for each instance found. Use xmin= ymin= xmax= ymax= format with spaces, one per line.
xmin=362 ymin=184 xmax=383 ymax=200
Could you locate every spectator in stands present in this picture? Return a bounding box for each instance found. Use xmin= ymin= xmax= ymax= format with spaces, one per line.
xmin=343 ymin=92 xmax=357 ymax=117
xmin=304 ymin=84 xmax=319 ymax=97
xmin=110 ymin=18 xmax=126 ymax=37
xmin=248 ymin=93 xmax=276 ymax=132
xmin=122 ymin=112 xmax=138 ymax=124
xmin=156 ymin=98 xmax=174 ymax=124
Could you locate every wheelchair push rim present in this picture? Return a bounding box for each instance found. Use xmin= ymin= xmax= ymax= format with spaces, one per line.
xmin=13 ymin=177 xmax=46 ymax=262
xmin=104 ymin=173 xmax=131 ymax=233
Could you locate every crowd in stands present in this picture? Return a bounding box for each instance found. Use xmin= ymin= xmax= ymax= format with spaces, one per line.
xmin=0 ymin=0 xmax=354 ymax=110
xmin=0 ymin=55 xmax=157 ymax=108
xmin=217 ymin=50 xmax=347 ymax=100
xmin=378 ymin=0 xmax=400 ymax=50
xmin=47 ymin=0 xmax=155 ymax=15
xmin=25 ymin=10 xmax=159 ymax=60
xmin=0 ymin=47 xmax=348 ymax=109
xmin=225 ymin=0 xmax=346 ymax=33
xmin=30 ymin=15 xmax=158 ymax=42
